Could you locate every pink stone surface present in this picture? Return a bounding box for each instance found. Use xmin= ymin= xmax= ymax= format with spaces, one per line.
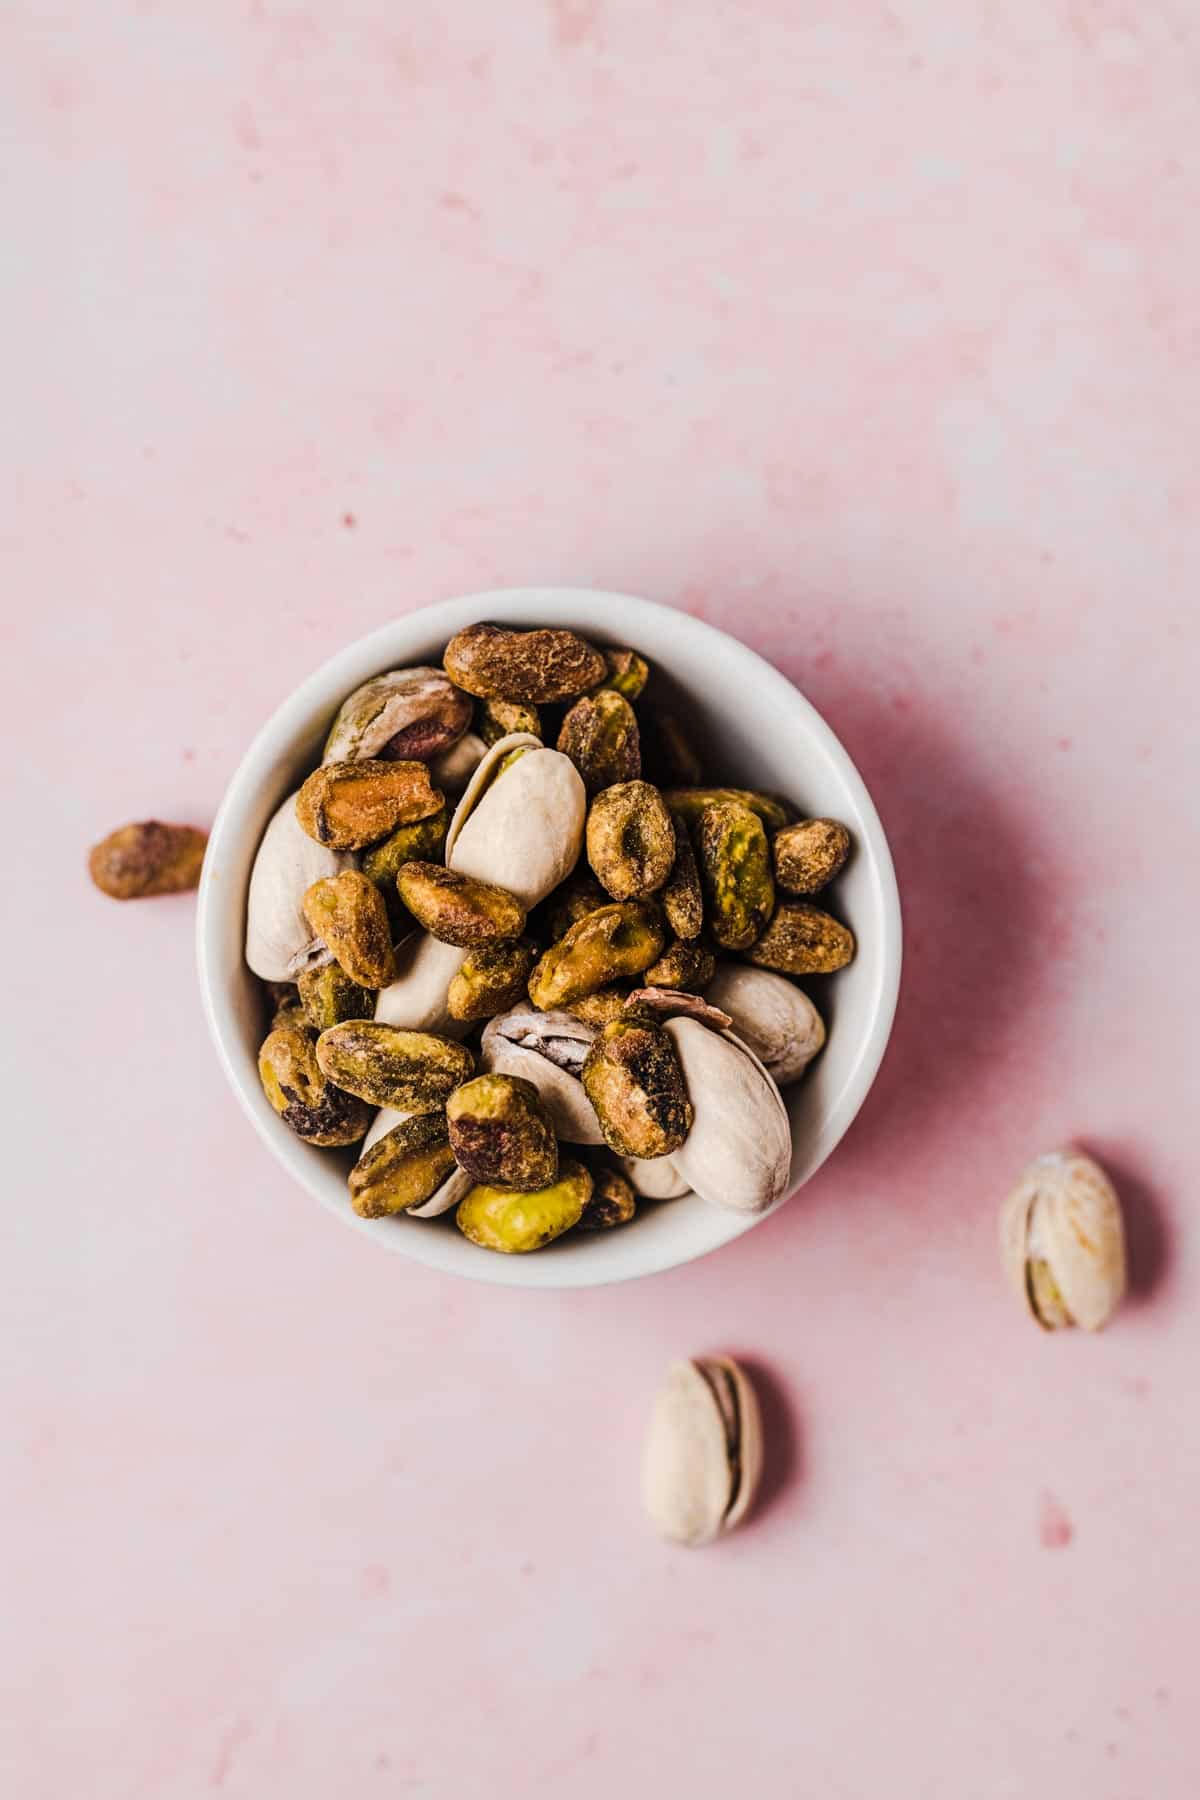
xmin=6 ymin=4 xmax=1200 ymax=1794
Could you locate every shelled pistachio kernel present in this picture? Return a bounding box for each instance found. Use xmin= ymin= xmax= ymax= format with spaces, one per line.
xmin=456 ymin=1157 xmax=593 ymax=1253
xmin=297 ymin=961 xmax=375 ymax=1032
xmin=772 ymin=818 xmax=851 ymax=895
xmin=447 ymin=938 xmax=536 ymax=1023
xmin=257 ymin=1018 xmax=372 ymax=1146
xmin=744 ymin=901 xmax=855 ymax=975
xmin=295 ymin=759 xmax=442 ymax=851
xmin=349 ymin=1114 xmax=459 ymax=1218
xmin=446 ymin=1073 xmax=558 ymax=1189
xmin=315 ymin=1022 xmax=474 ymax=1110
xmin=587 ymin=780 xmax=676 ymax=900
xmin=301 ymin=870 xmax=396 ymax=988
xmin=695 ymin=801 xmax=775 ymax=951
xmin=88 ymin=821 xmax=207 ymax=899
xmin=528 ymin=902 xmax=664 ymax=1010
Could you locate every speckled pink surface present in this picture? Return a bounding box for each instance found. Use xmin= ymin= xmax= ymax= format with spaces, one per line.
xmin=6 ymin=4 xmax=1200 ymax=1795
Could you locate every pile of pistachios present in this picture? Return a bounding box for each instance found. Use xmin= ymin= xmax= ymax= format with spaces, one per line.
xmin=244 ymin=623 xmax=856 ymax=1254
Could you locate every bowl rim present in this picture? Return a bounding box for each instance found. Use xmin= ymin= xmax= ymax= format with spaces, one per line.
xmin=196 ymin=588 xmax=902 ymax=1289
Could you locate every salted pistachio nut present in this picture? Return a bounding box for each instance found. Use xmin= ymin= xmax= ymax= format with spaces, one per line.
xmin=595 ymin=646 xmax=649 ymax=702
xmin=360 ymin=808 xmax=449 ymax=887
xmin=297 ymin=961 xmax=375 ymax=1033
xmin=302 ymin=870 xmax=397 ymax=988
xmin=587 ymin=780 xmax=676 ymax=900
xmin=661 ymin=815 xmax=703 ymax=941
xmin=446 ymin=1073 xmax=558 ymax=1189
xmin=642 ymin=1357 xmax=763 ymax=1547
xmin=456 ymin=1156 xmax=592 ymax=1254
xmin=322 ymin=668 xmax=472 ymax=764
xmin=447 ymin=938 xmax=536 ymax=1023
xmin=446 ymin=734 xmax=586 ymax=910
xmin=444 ymin=622 xmax=607 ymax=703
xmin=665 ymin=1017 xmax=791 ymax=1215
xmin=695 ymin=802 xmax=775 ymax=951
xmin=643 ymin=940 xmax=716 ymax=993
xmin=528 ymin=902 xmax=664 ymax=1010
xmin=773 ymin=818 xmax=851 ymax=895
xmin=360 ymin=1106 xmax=474 ymax=1217
xmin=639 ymin=709 xmax=703 ymax=787
xmin=566 ymin=985 xmax=634 ymax=1026
xmin=478 ymin=698 xmax=542 ymax=745
xmin=257 ymin=1019 xmax=372 ymax=1146
xmin=89 ymin=820 xmax=207 ymax=899
xmin=744 ymin=901 xmax=855 ymax=976
xmin=704 ymin=964 xmax=825 ymax=1086
xmin=395 ymin=862 xmax=526 ymax=948
xmin=245 ymin=793 xmax=356 ymax=982
xmin=582 ymin=1017 xmax=693 ymax=1160
xmin=556 ymin=689 xmax=641 ymax=794
xmin=664 ymin=787 xmax=791 ymax=832
xmin=295 ymin=759 xmax=443 ymax=851
xmin=478 ymin=1007 xmax=604 ymax=1145
xmin=578 ymin=1163 xmax=637 ymax=1230
xmin=315 ymin=1021 xmax=474 ymax=1110
xmin=542 ymin=868 xmax=611 ymax=944
xmin=1000 ymin=1150 xmax=1127 ymax=1332
xmin=349 ymin=1114 xmax=458 ymax=1219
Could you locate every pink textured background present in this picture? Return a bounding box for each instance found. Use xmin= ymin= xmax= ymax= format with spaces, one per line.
xmin=5 ymin=3 xmax=1199 ymax=1795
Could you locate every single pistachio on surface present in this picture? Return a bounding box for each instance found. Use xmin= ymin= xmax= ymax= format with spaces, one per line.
xmin=361 ymin=807 xmax=449 ymax=887
xmin=557 ymin=689 xmax=641 ymax=794
xmin=665 ymin=1017 xmax=791 ymax=1214
xmin=395 ymin=862 xmax=527 ymax=948
xmin=528 ymin=901 xmax=664 ymax=1010
xmin=302 ymin=870 xmax=397 ymax=988
xmin=661 ymin=814 xmax=703 ymax=941
xmin=639 ymin=708 xmax=703 ymax=786
xmin=1000 ymin=1149 xmax=1127 ymax=1332
xmin=297 ymin=961 xmax=375 ymax=1032
xmin=447 ymin=1073 xmax=558 ymax=1189
xmin=258 ymin=1018 xmax=372 ymax=1146
xmin=582 ymin=1017 xmax=693 ymax=1159
xmin=566 ymin=985 xmax=635 ymax=1026
xmin=696 ymin=801 xmax=775 ymax=951
xmin=479 ymin=1007 xmax=604 ymax=1144
xmin=322 ymin=668 xmax=472 ymax=765
xmin=578 ymin=1162 xmax=637 ymax=1229
xmin=445 ymin=734 xmax=587 ymax=910
xmin=444 ymin=622 xmax=607 ymax=703
xmin=541 ymin=868 xmax=611 ymax=944
xmin=349 ymin=1113 xmax=459 ymax=1219
xmin=315 ymin=1021 xmax=474 ymax=1110
xmin=704 ymin=964 xmax=825 ymax=1085
xmin=478 ymin=697 xmax=542 ymax=746
xmin=587 ymin=780 xmax=676 ymax=900
xmin=642 ymin=1357 xmax=764 ymax=1547
xmin=595 ymin=646 xmax=649 ymax=702
xmin=643 ymin=940 xmax=716 ymax=993
xmin=89 ymin=821 xmax=207 ymax=900
xmin=295 ymin=759 xmax=443 ymax=851
xmin=772 ymin=818 xmax=851 ymax=896
xmin=429 ymin=731 xmax=488 ymax=793
xmin=246 ymin=792 xmax=357 ymax=982
xmin=744 ymin=901 xmax=855 ymax=976
xmin=617 ymin=1154 xmax=691 ymax=1199
xmin=359 ymin=1106 xmax=474 ymax=1217
xmin=664 ymin=787 xmax=791 ymax=832
xmin=456 ymin=1156 xmax=593 ymax=1254
xmin=447 ymin=937 xmax=537 ymax=1023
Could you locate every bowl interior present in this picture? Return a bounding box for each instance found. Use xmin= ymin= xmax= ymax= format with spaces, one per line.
xmin=197 ymin=590 xmax=901 ymax=1288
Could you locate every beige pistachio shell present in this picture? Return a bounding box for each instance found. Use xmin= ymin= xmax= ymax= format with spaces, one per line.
xmin=245 ymin=792 xmax=356 ymax=982
xmin=360 ymin=1107 xmax=473 ymax=1217
xmin=430 ymin=732 xmax=488 ymax=792
xmin=641 ymin=1358 xmax=763 ymax=1547
xmin=1000 ymin=1150 xmax=1127 ymax=1332
xmin=665 ymin=1018 xmax=792 ymax=1215
xmin=617 ymin=1155 xmax=691 ymax=1200
xmin=374 ymin=934 xmax=471 ymax=1037
xmin=704 ymin=964 xmax=826 ymax=1086
xmin=479 ymin=1007 xmax=605 ymax=1144
xmin=446 ymin=734 xmax=587 ymax=909
xmin=322 ymin=667 xmax=472 ymax=764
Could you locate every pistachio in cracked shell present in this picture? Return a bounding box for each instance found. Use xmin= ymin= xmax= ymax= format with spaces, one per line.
xmin=322 ymin=668 xmax=472 ymax=765
xmin=527 ymin=902 xmax=664 ymax=1010
xmin=704 ymin=963 xmax=825 ymax=1085
xmin=359 ymin=1106 xmax=474 ymax=1217
xmin=395 ymin=862 xmax=527 ymax=947
xmin=660 ymin=814 xmax=703 ymax=941
xmin=315 ymin=1021 xmax=474 ymax=1110
xmin=665 ymin=1016 xmax=791 ymax=1214
xmin=582 ymin=1017 xmax=693 ymax=1160
xmin=258 ymin=1019 xmax=372 ymax=1146
xmin=773 ymin=817 xmax=851 ymax=896
xmin=445 ymin=735 xmax=586 ymax=911
xmin=696 ymin=802 xmax=775 ymax=951
xmin=297 ymin=961 xmax=375 ymax=1033
xmin=643 ymin=940 xmax=716 ymax=994
xmin=557 ymin=689 xmax=641 ymax=794
xmin=444 ymin=622 xmax=606 ymax=703
xmin=456 ymin=1156 xmax=592 ymax=1254
xmin=578 ymin=1162 xmax=636 ymax=1230
xmin=1000 ymin=1150 xmax=1127 ymax=1332
xmin=349 ymin=1114 xmax=459 ymax=1219
xmin=447 ymin=938 xmax=537 ymax=1023
xmin=447 ymin=1073 xmax=558 ymax=1189
xmin=744 ymin=901 xmax=855 ymax=976
xmin=478 ymin=698 xmax=542 ymax=746
xmin=642 ymin=1357 xmax=763 ymax=1547
xmin=246 ymin=792 xmax=356 ymax=982
xmin=479 ymin=1007 xmax=604 ymax=1144
xmin=89 ymin=820 xmax=207 ymax=900
xmin=587 ymin=781 xmax=676 ymax=900
xmin=663 ymin=786 xmax=791 ymax=832
xmin=302 ymin=870 xmax=397 ymax=988
xmin=295 ymin=759 xmax=443 ymax=851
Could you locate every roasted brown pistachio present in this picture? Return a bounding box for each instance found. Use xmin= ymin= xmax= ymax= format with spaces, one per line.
xmin=447 ymin=938 xmax=537 ymax=1023
xmin=772 ymin=818 xmax=851 ymax=895
xmin=395 ymin=862 xmax=526 ymax=947
xmin=444 ymin=623 xmax=606 ymax=703
xmin=527 ymin=902 xmax=664 ymax=1010
xmin=664 ymin=787 xmax=791 ymax=832
xmin=587 ymin=780 xmax=676 ymax=900
xmin=456 ymin=1157 xmax=592 ymax=1253
xmin=696 ymin=802 xmax=775 ymax=951
xmin=258 ymin=1019 xmax=372 ymax=1146
xmin=578 ymin=1163 xmax=637 ymax=1230
xmin=301 ymin=870 xmax=397 ymax=988
xmin=643 ymin=940 xmax=716 ymax=993
xmin=297 ymin=961 xmax=375 ymax=1032
xmin=88 ymin=821 xmax=207 ymax=899
xmin=744 ymin=901 xmax=856 ymax=975
xmin=556 ymin=689 xmax=641 ymax=794
xmin=661 ymin=815 xmax=703 ymax=940
xmin=582 ymin=1017 xmax=693 ymax=1159
xmin=315 ymin=1022 xmax=474 ymax=1110
xmin=478 ymin=698 xmax=542 ymax=745
xmin=295 ymin=759 xmax=442 ymax=851
xmin=348 ymin=1114 xmax=458 ymax=1218
xmin=446 ymin=1073 xmax=558 ymax=1189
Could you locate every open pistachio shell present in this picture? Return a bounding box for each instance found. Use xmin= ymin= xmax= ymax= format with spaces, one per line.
xmin=664 ymin=1018 xmax=791 ymax=1215
xmin=1000 ymin=1150 xmax=1127 ymax=1332
xmin=245 ymin=792 xmax=356 ymax=983
xmin=479 ymin=1007 xmax=605 ymax=1144
xmin=359 ymin=1106 xmax=474 ymax=1217
xmin=322 ymin=667 xmax=473 ymax=764
xmin=703 ymin=964 xmax=826 ymax=1086
xmin=641 ymin=1358 xmax=763 ymax=1547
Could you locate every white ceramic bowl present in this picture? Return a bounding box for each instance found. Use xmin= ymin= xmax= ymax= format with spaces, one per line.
xmin=197 ymin=590 xmax=901 ymax=1288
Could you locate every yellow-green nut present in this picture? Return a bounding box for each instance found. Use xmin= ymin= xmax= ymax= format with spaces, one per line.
xmin=696 ymin=802 xmax=775 ymax=952
xmin=578 ymin=1164 xmax=637 ymax=1230
xmin=257 ymin=1020 xmax=373 ymax=1146
xmin=478 ymin=698 xmax=542 ymax=746
xmin=301 ymin=871 xmax=397 ymax=989
xmin=556 ymin=689 xmax=641 ymax=795
xmin=360 ymin=806 xmax=449 ymax=886
xmin=772 ymin=818 xmax=851 ymax=895
xmin=582 ymin=1017 xmax=693 ymax=1159
xmin=315 ymin=1021 xmax=475 ymax=1110
xmin=587 ymin=780 xmax=676 ymax=900
xmin=447 ymin=938 xmax=537 ymax=1023
xmin=596 ymin=647 xmax=650 ymax=702
xmin=297 ymin=962 xmax=375 ymax=1032
xmin=295 ymin=759 xmax=444 ymax=851
xmin=661 ymin=814 xmax=703 ymax=941
xmin=744 ymin=901 xmax=856 ymax=975
xmin=349 ymin=1115 xmax=458 ymax=1219
xmin=394 ymin=862 xmax=527 ymax=947
xmin=663 ymin=786 xmax=791 ymax=832
xmin=566 ymin=985 xmax=634 ymax=1026
xmin=541 ymin=868 xmax=610 ymax=944
xmin=643 ymin=940 xmax=716 ymax=993
xmin=446 ymin=1073 xmax=558 ymax=1189
xmin=528 ymin=902 xmax=665 ymax=1010
xmin=444 ymin=622 xmax=607 ymax=703
xmin=456 ymin=1156 xmax=593 ymax=1254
